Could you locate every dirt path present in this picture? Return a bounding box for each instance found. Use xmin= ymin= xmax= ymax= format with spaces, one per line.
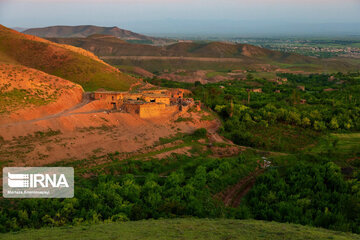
xmin=206 ymin=114 xmax=234 ymax=145
xmin=101 ymin=56 xmax=245 ymax=63
xmin=219 ymin=169 xmax=265 ymax=208
xmin=0 ymin=93 xmax=98 ymax=127
xmin=128 ymin=81 xmax=143 ymax=91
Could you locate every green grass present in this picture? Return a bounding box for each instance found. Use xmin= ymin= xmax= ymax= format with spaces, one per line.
xmin=2 ymin=218 xmax=359 ymax=240
xmin=116 ymin=65 xmax=135 ymax=72
xmin=305 ymin=133 xmax=360 ymax=169
xmin=0 ymin=88 xmax=55 ymax=114
xmin=332 ymin=133 xmax=360 ymax=152
xmin=233 ymin=123 xmax=321 ymax=153
xmin=206 ymin=71 xmax=228 ymax=78
xmin=252 ymin=72 xmax=277 ymax=79
xmin=309 ymin=133 xmax=360 ymax=154
xmin=351 ymin=43 xmax=360 ymax=48
xmin=200 ymin=114 xmax=215 ymax=121
xmin=175 ymin=117 xmax=193 ymax=122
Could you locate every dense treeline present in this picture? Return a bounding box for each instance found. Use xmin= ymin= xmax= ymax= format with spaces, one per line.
xmin=151 ymin=72 xmax=360 ymax=152
xmin=0 ymin=151 xmax=257 ymax=232
xmin=146 ymin=73 xmax=360 ymax=234
xmin=2 ymin=153 xmax=358 ymax=233
xmin=245 ymin=161 xmax=360 ymax=233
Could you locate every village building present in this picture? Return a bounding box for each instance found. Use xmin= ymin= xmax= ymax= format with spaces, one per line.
xmin=323 ymin=88 xmax=338 ymax=92
xmin=270 ymin=77 xmax=288 ymax=85
xmin=297 ymin=86 xmax=306 ymax=91
xmin=328 ymin=76 xmax=336 ymax=81
xmin=142 ymin=94 xmax=171 ymax=105
xmin=91 ymin=88 xmax=196 ymax=118
xmin=250 ymin=88 xmax=263 ymax=93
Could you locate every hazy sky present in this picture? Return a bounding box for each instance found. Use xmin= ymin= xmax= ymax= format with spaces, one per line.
xmin=1 ymin=0 xmax=360 ymax=36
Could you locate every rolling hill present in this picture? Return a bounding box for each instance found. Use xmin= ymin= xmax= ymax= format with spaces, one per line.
xmin=1 ymin=218 xmax=359 ymax=240
xmin=0 ymin=25 xmax=136 ymax=91
xmin=48 ymin=36 xmax=281 ymax=58
xmin=48 ymin=34 xmax=161 ymax=56
xmin=47 ymin=35 xmax=360 ymax=73
xmin=46 ymin=35 xmax=324 ymax=61
xmin=23 ymin=25 xmax=173 ymax=45
xmin=0 ymin=63 xmax=83 ymax=123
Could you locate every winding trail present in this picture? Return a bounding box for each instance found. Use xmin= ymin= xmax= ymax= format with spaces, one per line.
xmin=218 ymin=169 xmax=265 ymax=208
xmin=207 ymin=120 xmax=233 ymax=144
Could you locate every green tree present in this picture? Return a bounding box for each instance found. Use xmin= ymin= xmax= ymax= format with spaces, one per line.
xmin=329 ymin=117 xmax=339 ymax=130
xmin=301 ymin=117 xmax=311 ymax=127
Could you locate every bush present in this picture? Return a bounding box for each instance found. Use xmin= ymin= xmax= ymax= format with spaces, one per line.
xmin=192 ymin=128 xmax=207 ymax=139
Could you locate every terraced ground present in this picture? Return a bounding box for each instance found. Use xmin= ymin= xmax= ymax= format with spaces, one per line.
xmin=1 ymin=218 xmax=359 ymax=240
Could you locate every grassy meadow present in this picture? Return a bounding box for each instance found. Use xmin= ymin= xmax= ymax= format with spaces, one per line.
xmin=2 ymin=219 xmax=359 ymax=240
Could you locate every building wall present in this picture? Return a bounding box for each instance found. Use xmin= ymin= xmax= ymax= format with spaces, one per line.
xmin=143 ymin=96 xmax=170 ymax=105
xmin=123 ymin=93 xmax=143 ymax=101
xmin=93 ymin=92 xmax=124 ymax=101
xmin=251 ymin=88 xmax=262 ymax=93
xmin=124 ymin=103 xmax=141 ymax=115
xmin=92 ymin=89 xmax=190 ymax=118
xmin=142 ymin=90 xmax=168 ymax=95
xmin=139 ymin=103 xmax=166 ymax=118
xmin=168 ymin=89 xmax=184 ymax=99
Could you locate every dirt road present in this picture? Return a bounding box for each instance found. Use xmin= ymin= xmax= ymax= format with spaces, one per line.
xmin=218 ymin=169 xmax=265 ymax=208
xmin=0 ymin=93 xmax=100 ymax=128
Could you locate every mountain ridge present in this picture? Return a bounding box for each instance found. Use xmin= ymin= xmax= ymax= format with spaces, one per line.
xmin=23 ymin=25 xmax=173 ymax=45
xmin=47 ymin=35 xmax=332 ymax=65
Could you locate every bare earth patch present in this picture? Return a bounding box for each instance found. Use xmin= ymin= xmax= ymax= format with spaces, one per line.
xmin=0 ymin=99 xmax=217 ymax=167
xmin=152 ymin=146 xmax=192 ymax=159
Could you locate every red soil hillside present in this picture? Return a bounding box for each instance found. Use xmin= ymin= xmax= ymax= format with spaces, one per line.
xmin=0 ymin=25 xmax=136 ymax=91
xmin=0 ymin=63 xmax=83 ymax=124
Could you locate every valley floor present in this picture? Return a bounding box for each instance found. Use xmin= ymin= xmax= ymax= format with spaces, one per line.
xmin=1 ymin=218 xmax=359 ymax=240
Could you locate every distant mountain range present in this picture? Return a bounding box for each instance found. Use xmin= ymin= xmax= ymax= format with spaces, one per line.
xmin=17 ymin=25 xmax=359 ymax=73
xmin=22 ymin=25 xmax=174 ymax=45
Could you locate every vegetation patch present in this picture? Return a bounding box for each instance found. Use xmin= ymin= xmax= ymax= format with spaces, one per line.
xmin=2 ymin=218 xmax=359 ymax=240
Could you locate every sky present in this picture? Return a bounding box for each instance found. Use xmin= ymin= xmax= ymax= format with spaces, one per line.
xmin=0 ymin=0 xmax=360 ymax=37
